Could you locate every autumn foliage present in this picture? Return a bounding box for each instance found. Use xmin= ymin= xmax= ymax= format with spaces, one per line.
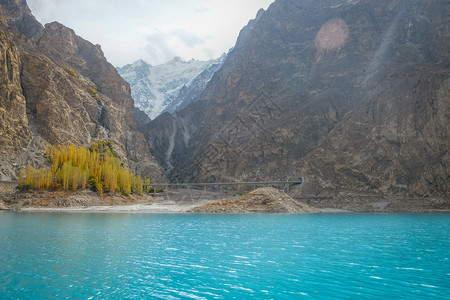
xmin=18 ymin=141 xmax=149 ymax=195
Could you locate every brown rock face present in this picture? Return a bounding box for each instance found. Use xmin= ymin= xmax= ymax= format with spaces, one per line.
xmin=0 ymin=0 xmax=42 ymax=41
xmin=301 ymin=66 xmax=450 ymax=198
xmin=0 ymin=0 xmax=165 ymax=182
xmin=0 ymin=10 xmax=32 ymax=179
xmin=0 ymin=24 xmax=31 ymax=155
xmin=145 ymin=0 xmax=449 ymax=200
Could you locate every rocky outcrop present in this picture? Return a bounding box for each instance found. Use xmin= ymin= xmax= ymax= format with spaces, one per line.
xmin=0 ymin=0 xmax=42 ymax=41
xmin=0 ymin=22 xmax=31 ymax=154
xmin=300 ymin=65 xmax=449 ymax=198
xmin=0 ymin=8 xmax=32 ymax=179
xmin=134 ymin=107 xmax=151 ymax=132
xmin=145 ymin=0 xmax=449 ymax=200
xmin=190 ymin=187 xmax=319 ymax=213
xmin=144 ymin=100 xmax=205 ymax=177
xmin=0 ymin=0 xmax=165 ymax=182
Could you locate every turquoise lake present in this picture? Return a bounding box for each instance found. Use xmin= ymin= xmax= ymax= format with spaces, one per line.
xmin=0 ymin=213 xmax=449 ymax=299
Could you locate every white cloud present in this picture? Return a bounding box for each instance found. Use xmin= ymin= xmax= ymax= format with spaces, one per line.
xmin=26 ymin=0 xmax=57 ymax=23
xmin=144 ymin=30 xmax=176 ymax=65
xmin=27 ymin=0 xmax=275 ymax=66
xmin=171 ymin=29 xmax=205 ymax=48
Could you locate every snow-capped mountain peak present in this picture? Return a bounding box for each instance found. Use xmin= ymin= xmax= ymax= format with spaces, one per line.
xmin=117 ymin=55 xmax=226 ymax=119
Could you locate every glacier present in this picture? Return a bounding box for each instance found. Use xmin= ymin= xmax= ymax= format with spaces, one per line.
xmin=117 ymin=55 xmax=226 ymax=119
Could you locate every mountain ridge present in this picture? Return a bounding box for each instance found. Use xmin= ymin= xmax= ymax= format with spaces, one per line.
xmin=117 ymin=55 xmax=226 ymax=119
xmin=0 ymin=0 xmax=165 ymax=182
xmin=143 ymin=0 xmax=449 ymax=201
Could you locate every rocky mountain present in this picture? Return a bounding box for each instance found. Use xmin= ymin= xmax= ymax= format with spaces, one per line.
xmin=0 ymin=0 xmax=165 ymax=182
xmin=117 ymin=55 xmax=225 ymax=119
xmin=144 ymin=0 xmax=449 ymax=201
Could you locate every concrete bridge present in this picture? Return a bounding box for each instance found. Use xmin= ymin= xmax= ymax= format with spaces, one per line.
xmin=144 ymin=179 xmax=303 ymax=194
xmin=2 ymin=179 xmax=303 ymax=194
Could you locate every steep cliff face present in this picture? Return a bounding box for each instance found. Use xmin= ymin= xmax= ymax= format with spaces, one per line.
xmin=146 ymin=0 xmax=449 ymax=199
xmin=0 ymin=14 xmax=31 ymax=155
xmin=301 ymin=66 xmax=449 ymax=198
xmin=298 ymin=1 xmax=450 ymax=198
xmin=0 ymin=7 xmax=32 ymax=179
xmin=144 ymin=100 xmax=205 ymax=176
xmin=0 ymin=0 xmax=165 ymax=182
xmin=0 ymin=0 xmax=42 ymax=41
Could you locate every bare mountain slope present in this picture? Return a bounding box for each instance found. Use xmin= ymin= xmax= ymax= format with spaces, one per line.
xmin=144 ymin=0 xmax=449 ymax=201
xmin=0 ymin=0 xmax=165 ymax=182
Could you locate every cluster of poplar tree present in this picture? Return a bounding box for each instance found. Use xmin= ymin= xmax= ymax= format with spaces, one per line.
xmin=18 ymin=142 xmax=152 ymax=195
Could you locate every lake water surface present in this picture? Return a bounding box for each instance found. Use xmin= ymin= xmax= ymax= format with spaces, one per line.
xmin=0 ymin=213 xmax=449 ymax=299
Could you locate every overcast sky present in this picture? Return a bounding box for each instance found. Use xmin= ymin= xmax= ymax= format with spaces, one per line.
xmin=27 ymin=0 xmax=274 ymax=67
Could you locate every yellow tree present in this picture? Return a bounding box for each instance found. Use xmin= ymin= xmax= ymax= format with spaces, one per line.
xmin=136 ymin=174 xmax=143 ymax=195
xmin=46 ymin=168 xmax=53 ymax=188
xmin=20 ymin=142 xmax=151 ymax=194
xmin=25 ymin=165 xmax=34 ymax=186
xmin=145 ymin=178 xmax=151 ymax=193
xmin=38 ymin=167 xmax=45 ymax=189
xmin=18 ymin=168 xmax=24 ymax=188
xmin=103 ymin=162 xmax=117 ymax=192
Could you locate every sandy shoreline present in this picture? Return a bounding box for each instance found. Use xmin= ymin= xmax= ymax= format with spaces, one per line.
xmin=15 ymin=206 xmax=449 ymax=214
xmin=0 ymin=187 xmax=229 ymax=213
xmin=18 ymin=200 xmax=211 ymax=213
xmin=13 ymin=189 xmax=352 ymax=214
xmin=19 ymin=205 xmax=190 ymax=213
xmin=13 ymin=201 xmax=450 ymax=214
xmin=1 ymin=186 xmax=448 ymax=214
xmin=7 ymin=203 xmax=450 ymax=214
xmin=18 ymin=206 xmax=352 ymax=214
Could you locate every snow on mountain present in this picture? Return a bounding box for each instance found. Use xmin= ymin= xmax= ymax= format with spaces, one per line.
xmin=117 ymin=55 xmax=226 ymax=119
xmin=166 ymin=54 xmax=226 ymax=113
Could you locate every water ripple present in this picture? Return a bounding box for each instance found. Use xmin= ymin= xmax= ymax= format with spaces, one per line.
xmin=0 ymin=213 xmax=449 ymax=299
